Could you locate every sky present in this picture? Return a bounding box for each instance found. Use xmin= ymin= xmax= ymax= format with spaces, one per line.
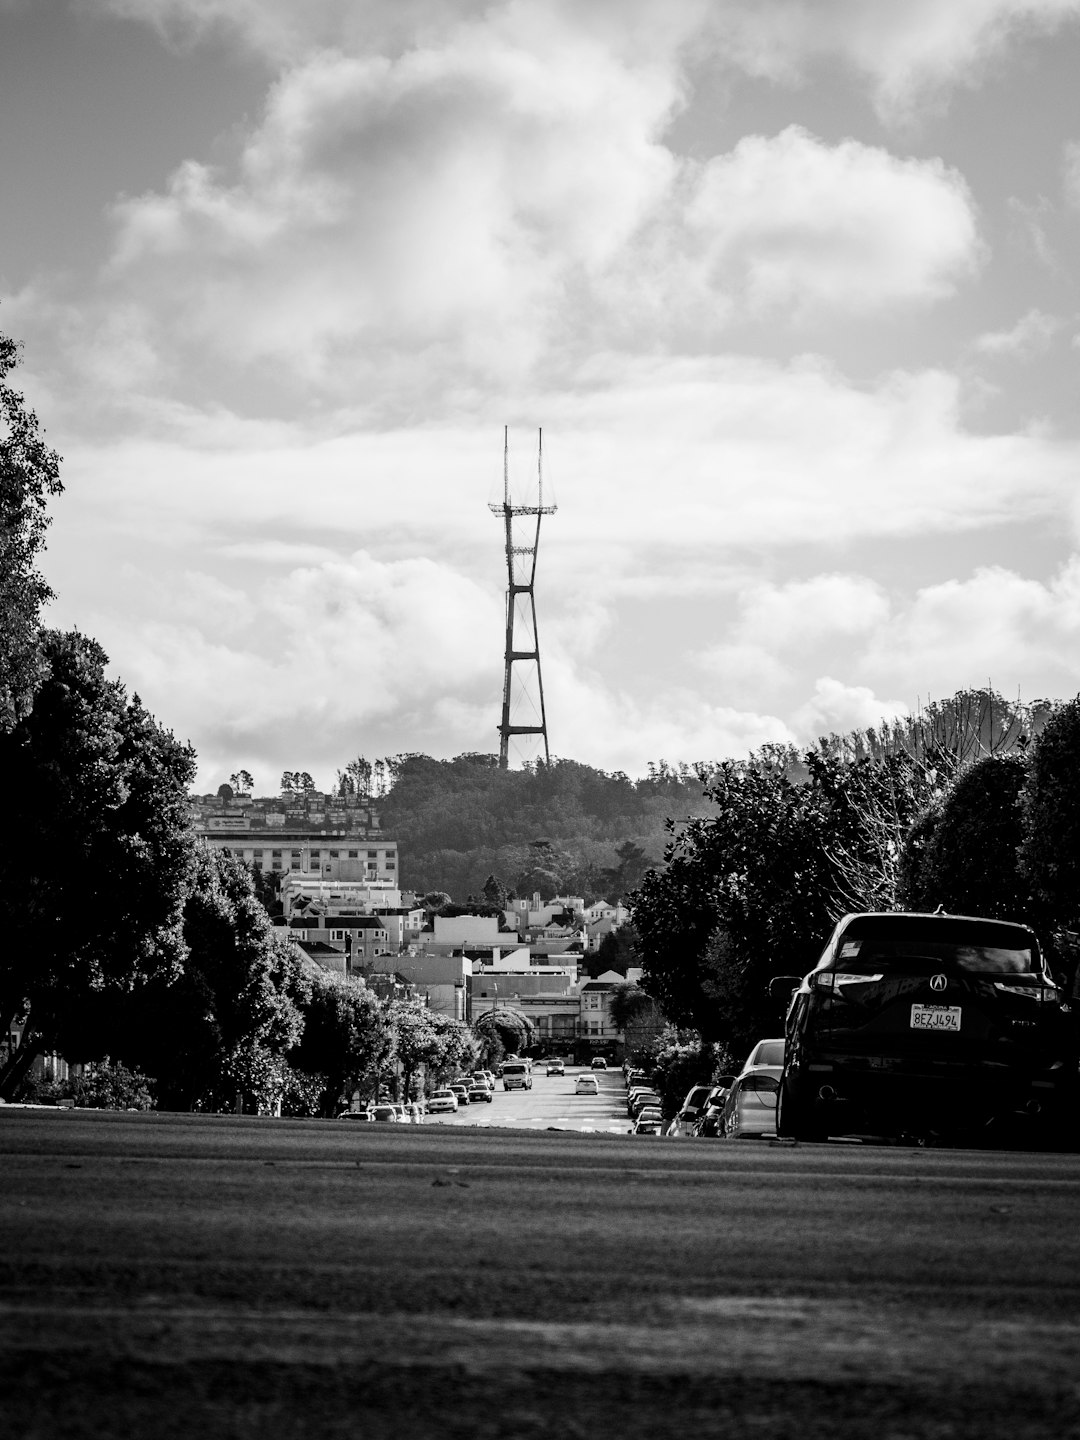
xmin=3 ymin=0 xmax=1080 ymax=792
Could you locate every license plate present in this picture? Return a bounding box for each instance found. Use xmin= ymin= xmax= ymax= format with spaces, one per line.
xmin=910 ymin=1004 xmax=962 ymax=1032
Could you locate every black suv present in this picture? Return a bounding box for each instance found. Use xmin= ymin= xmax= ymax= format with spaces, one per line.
xmin=774 ymin=911 xmax=1076 ymax=1145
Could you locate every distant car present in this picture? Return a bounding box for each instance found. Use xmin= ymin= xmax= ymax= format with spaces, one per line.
xmin=627 ymin=1088 xmax=661 ymax=1118
xmin=370 ymin=1104 xmax=399 ymax=1122
xmin=693 ymin=1082 xmax=737 ymax=1137
xmin=546 ymin=1060 xmax=565 ymax=1076
xmin=448 ymin=1083 xmax=471 ymax=1106
xmin=501 ymin=1061 xmax=532 ymax=1091
xmin=337 ymin=1108 xmax=373 ymax=1121
xmin=426 ymin=1089 xmax=459 ymax=1114
xmin=666 ymin=1084 xmax=715 ymax=1137
xmin=575 ymin=1074 xmax=600 ymax=1095
xmin=468 ymin=1083 xmax=493 ymax=1104
xmin=631 ymin=1113 xmax=664 ymax=1135
xmin=470 ymin=1072 xmax=493 ymax=1091
xmin=590 ymin=1056 xmax=608 ymax=1070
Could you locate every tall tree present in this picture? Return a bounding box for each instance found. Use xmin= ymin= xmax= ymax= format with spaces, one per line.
xmin=1019 ymin=698 xmax=1080 ymax=935
xmin=293 ymin=971 xmax=390 ymax=1115
xmin=0 ymin=332 xmax=64 ymax=730
xmin=0 ymin=631 xmax=196 ymax=1098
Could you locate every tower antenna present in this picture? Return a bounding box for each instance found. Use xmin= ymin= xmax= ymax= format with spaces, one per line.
xmin=489 ymin=427 xmax=556 ymax=769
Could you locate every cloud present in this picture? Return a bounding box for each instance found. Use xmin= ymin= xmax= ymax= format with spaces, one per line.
xmin=792 ymin=677 xmax=909 ymax=741
xmin=972 ymin=308 xmax=1062 ymax=359
xmin=1063 ymin=138 xmax=1080 ymax=209
xmin=711 ymin=0 xmax=1080 ymax=122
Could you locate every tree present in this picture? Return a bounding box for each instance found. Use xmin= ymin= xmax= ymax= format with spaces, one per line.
xmin=0 ymin=331 xmax=64 ymax=731
xmin=229 ymin=769 xmax=254 ymax=795
xmin=97 ymin=844 xmax=307 ymax=1112
xmin=292 ymin=971 xmax=389 ymax=1116
xmin=898 ymin=754 xmax=1029 ymax=922
xmin=1019 ymin=698 xmax=1080 ymax=937
xmin=608 ymin=981 xmax=655 ymax=1033
xmin=603 ymin=841 xmax=653 ymax=901
xmin=0 ymin=631 xmax=196 ymax=1099
xmin=481 ymin=874 xmax=509 ymax=910
xmin=472 ymin=1008 xmax=535 ymax=1065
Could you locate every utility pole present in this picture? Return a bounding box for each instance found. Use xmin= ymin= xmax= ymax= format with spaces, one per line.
xmin=490 ymin=427 xmax=556 ymax=769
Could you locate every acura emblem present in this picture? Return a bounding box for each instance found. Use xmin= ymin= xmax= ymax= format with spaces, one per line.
xmin=930 ymin=974 xmax=948 ymax=993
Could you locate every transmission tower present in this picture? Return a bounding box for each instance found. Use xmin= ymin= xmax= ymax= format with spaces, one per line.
xmin=489 ymin=427 xmax=556 ymax=769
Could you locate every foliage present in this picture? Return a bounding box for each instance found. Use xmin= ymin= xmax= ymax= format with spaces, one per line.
xmin=472 ymin=1007 xmax=535 ymax=1065
xmin=19 ymin=1058 xmax=156 ymax=1111
xmin=229 ymin=769 xmax=254 ymax=794
xmin=0 ymin=332 xmax=63 ymax=731
xmin=1018 ymin=698 xmax=1080 ymax=932
xmin=0 ymin=631 xmax=197 ymax=1100
xmin=588 ymin=920 xmax=641 ymax=979
xmin=608 ymin=981 xmax=654 ymax=1033
xmin=280 ymin=770 xmax=315 ymax=793
xmin=898 ymin=754 xmax=1030 ymax=922
xmin=644 ymin=1033 xmax=736 ymax=1121
xmin=291 ymin=971 xmax=390 ymax=1115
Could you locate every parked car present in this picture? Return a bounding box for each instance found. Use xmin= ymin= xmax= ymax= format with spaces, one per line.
xmin=720 ymin=1040 xmax=785 ymax=1139
xmin=631 ymin=1112 xmax=665 ymax=1135
xmin=693 ymin=1082 xmax=737 ymax=1137
xmin=627 ymin=1088 xmax=661 ymax=1118
xmin=666 ymin=1083 xmax=716 ymax=1137
xmin=426 ymin=1089 xmax=459 ymax=1114
xmin=773 ymin=911 xmax=1075 ymax=1144
xmin=575 ymin=1074 xmax=600 ymax=1095
xmin=468 ymin=1083 xmax=493 ymax=1104
xmin=337 ymin=1108 xmax=374 ymax=1121
xmin=470 ymin=1071 xmax=493 ymax=1091
xmin=546 ymin=1059 xmax=565 ymax=1076
xmin=370 ymin=1104 xmax=399 ymax=1122
xmin=448 ymin=1083 xmax=471 ymax=1106
xmin=590 ymin=1056 xmax=608 ymax=1070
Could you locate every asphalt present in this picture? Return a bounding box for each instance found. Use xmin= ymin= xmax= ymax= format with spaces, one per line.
xmin=2 ymin=1107 xmax=1080 ymax=1438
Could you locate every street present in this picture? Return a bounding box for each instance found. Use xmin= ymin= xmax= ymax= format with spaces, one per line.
xmin=3 ymin=1099 xmax=1080 ymax=1438
xmin=426 ymin=1062 xmax=630 ymax=1132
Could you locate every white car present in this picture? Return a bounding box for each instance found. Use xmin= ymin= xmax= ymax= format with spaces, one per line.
xmin=575 ymin=1074 xmax=600 ymax=1095
xmin=426 ymin=1089 xmax=459 ymax=1114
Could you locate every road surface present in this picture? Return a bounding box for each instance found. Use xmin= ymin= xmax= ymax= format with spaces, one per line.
xmin=3 ymin=1093 xmax=1080 ymax=1438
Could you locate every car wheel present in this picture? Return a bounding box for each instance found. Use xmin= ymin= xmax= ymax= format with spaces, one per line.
xmin=777 ymin=1076 xmax=826 ymax=1142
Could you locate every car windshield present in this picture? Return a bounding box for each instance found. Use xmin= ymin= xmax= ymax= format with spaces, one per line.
xmin=828 ymin=918 xmax=1038 ymax=976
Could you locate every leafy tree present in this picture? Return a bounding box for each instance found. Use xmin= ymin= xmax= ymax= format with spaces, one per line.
xmin=0 ymin=331 xmax=63 ymax=731
xmin=603 ymin=840 xmax=653 ymax=901
xmin=481 ymin=873 xmax=509 ymax=909
xmin=588 ymin=920 xmax=641 ymax=978
xmin=0 ymin=631 xmax=196 ymax=1099
xmin=1019 ymin=698 xmax=1080 ymax=935
xmin=292 ymin=971 xmax=389 ymax=1115
xmin=898 ymin=754 xmax=1030 ymax=922
xmin=229 ymin=769 xmax=254 ymax=795
xmin=472 ymin=1008 xmax=535 ymax=1065
xmin=608 ymin=981 xmax=655 ymax=1033
xmin=98 ymin=845 xmax=307 ymax=1111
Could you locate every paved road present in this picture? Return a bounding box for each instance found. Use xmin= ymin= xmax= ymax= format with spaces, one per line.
xmin=3 ymin=1102 xmax=1080 ymax=1438
xmin=428 ymin=1063 xmax=630 ymax=1132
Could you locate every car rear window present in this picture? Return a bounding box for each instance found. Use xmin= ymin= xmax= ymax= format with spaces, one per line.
xmin=828 ymin=918 xmax=1038 ymax=976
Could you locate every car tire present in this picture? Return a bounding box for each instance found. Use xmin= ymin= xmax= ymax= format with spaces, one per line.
xmin=777 ymin=1075 xmax=827 ymax=1142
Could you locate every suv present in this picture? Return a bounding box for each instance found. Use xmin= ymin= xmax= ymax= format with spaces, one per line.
xmin=774 ymin=911 xmax=1076 ymax=1145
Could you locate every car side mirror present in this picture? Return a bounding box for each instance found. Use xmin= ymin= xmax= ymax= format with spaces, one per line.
xmin=769 ymin=975 xmax=801 ymax=1001
xmin=716 ymin=1075 xmax=737 ymax=1090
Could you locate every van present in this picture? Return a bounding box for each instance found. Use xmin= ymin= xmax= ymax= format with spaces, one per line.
xmin=501 ymin=1060 xmax=533 ymax=1091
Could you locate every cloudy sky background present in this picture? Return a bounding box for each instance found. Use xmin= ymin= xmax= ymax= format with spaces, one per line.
xmin=3 ymin=0 xmax=1080 ymax=791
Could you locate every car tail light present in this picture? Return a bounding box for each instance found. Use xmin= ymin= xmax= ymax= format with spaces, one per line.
xmin=993 ymin=983 xmax=1056 ymax=1002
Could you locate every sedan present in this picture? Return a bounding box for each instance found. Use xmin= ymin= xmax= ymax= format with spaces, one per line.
xmin=575 ymin=1074 xmax=600 ymax=1095
xmin=546 ymin=1060 xmax=565 ymax=1076
xmin=370 ymin=1104 xmax=399 ymax=1123
xmin=426 ymin=1089 xmax=459 ymax=1114
xmin=721 ymin=1038 xmax=785 ymax=1139
xmin=631 ymin=1113 xmax=665 ymax=1135
xmin=467 ymin=1083 xmax=493 ymax=1104
xmin=448 ymin=1084 xmax=471 ymax=1106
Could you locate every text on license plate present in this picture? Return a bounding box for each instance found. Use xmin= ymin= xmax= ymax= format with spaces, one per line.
xmin=910 ymin=1004 xmax=962 ymax=1032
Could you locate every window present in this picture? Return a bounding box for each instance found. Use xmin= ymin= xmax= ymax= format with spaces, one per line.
xmin=368 ymin=850 xmax=378 ymax=858
xmin=386 ymin=861 xmax=395 ymax=870
xmin=272 ymin=861 xmax=282 ymax=871
xmin=348 ymin=850 xmax=358 ymax=858
xmin=253 ymin=849 xmax=263 ymax=858
xmin=272 ymin=850 xmax=282 ymax=858
xmin=310 ymin=850 xmax=321 ymax=859
xmin=254 ymin=861 xmax=263 ymax=871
